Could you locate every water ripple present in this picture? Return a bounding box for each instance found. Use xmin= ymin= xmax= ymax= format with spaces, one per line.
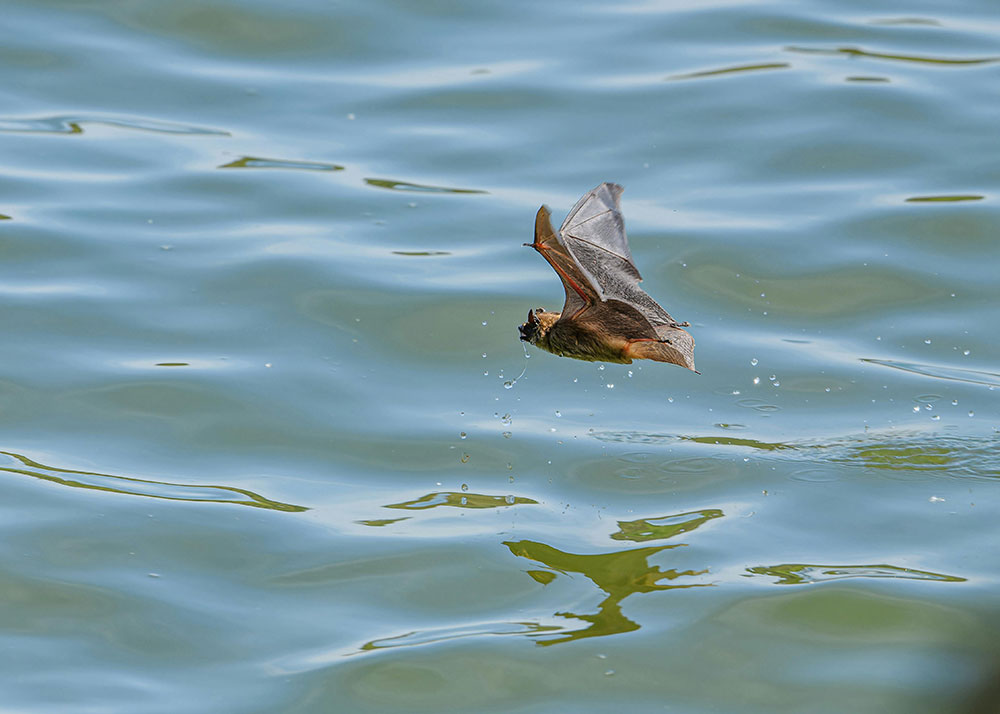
xmin=747 ymin=562 xmax=965 ymax=585
xmin=0 ymin=451 xmax=306 ymax=511
xmin=668 ymin=62 xmax=790 ymax=80
xmin=862 ymin=358 xmax=1000 ymax=387
xmin=363 ymin=178 xmax=486 ymax=194
xmin=0 ymin=114 xmax=230 ymax=136
xmin=785 ymin=45 xmax=1000 ymax=66
xmin=218 ymin=156 xmax=344 ymax=171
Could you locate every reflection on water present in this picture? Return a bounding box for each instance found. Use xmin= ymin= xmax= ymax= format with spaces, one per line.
xmin=862 ymin=358 xmax=1000 ymax=388
xmin=504 ymin=538 xmax=711 ymax=645
xmin=610 ymin=509 xmax=724 ymax=542
xmin=785 ymin=45 xmax=1000 ymax=66
xmin=383 ymin=491 xmax=537 ymax=510
xmin=357 ymin=621 xmax=561 ymax=654
xmin=503 ymin=509 xmax=720 ymax=645
xmin=0 ymin=451 xmax=306 ymax=511
xmin=668 ymin=62 xmax=790 ymax=81
xmin=218 ymin=156 xmax=344 ymax=171
xmin=362 ymin=178 xmax=486 ymax=194
xmin=748 ymin=562 xmax=965 ymax=585
xmin=0 ymin=114 xmax=229 ymax=135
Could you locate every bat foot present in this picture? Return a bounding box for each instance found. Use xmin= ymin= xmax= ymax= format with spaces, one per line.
xmin=658 ymin=338 xmax=673 ymax=345
xmin=671 ymin=321 xmax=690 ymax=328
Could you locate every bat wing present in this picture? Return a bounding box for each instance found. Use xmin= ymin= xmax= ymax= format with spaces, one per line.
xmin=530 ymin=204 xmax=596 ymax=320
xmin=559 ymin=183 xmax=684 ymax=329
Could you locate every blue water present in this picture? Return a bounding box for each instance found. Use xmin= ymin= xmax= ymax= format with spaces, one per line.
xmin=2 ymin=1 xmax=999 ymax=712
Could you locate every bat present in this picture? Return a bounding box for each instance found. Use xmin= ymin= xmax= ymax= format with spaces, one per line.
xmin=518 ymin=183 xmax=697 ymax=372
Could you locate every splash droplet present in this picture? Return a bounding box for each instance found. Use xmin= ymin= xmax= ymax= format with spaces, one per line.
xmin=460 ymin=432 xmax=467 ymax=440
xmin=751 ymin=358 xmax=758 ymax=366
xmin=461 ymin=483 xmax=469 ymax=491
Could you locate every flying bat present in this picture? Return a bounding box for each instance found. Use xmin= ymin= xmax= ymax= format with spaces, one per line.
xmin=518 ymin=183 xmax=696 ymax=372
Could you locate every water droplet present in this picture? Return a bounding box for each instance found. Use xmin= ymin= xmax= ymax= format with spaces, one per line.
xmin=924 ymin=339 xmax=931 ymax=344
xmin=929 ymin=496 xmax=945 ymax=503
xmin=555 ymin=410 xmax=562 ymax=417
xmin=572 ymin=378 xmax=578 ymax=383
xmin=924 ymin=404 xmax=932 ymax=411
xmin=505 ymin=495 xmax=516 ymax=505
xmin=769 ymin=375 xmax=776 ymax=381
xmin=482 ymin=353 xmax=487 ymax=358
xmin=930 ymin=415 xmax=940 ymax=421
xmin=461 ymin=483 xmax=468 ymax=491
xmin=760 ymin=293 xmax=766 ymax=298
xmin=460 ymin=496 xmax=468 ymax=505
xmin=503 ymin=381 xmax=514 ymax=389
xmin=606 ymin=383 xmax=615 ymax=389
xmin=598 ymin=364 xmax=605 ymax=371
xmin=460 ymin=432 xmax=467 ymax=440
xmin=627 ymin=370 xmax=633 ymax=378
xmin=483 ymin=370 xmax=489 ymax=376
xmin=667 ymin=397 xmax=674 ymax=403
xmin=502 ymin=431 xmax=512 ymax=439
xmin=481 ymin=321 xmax=487 ymax=326
xmin=753 ymin=377 xmax=760 ymax=385
xmin=913 ymin=406 xmax=920 ymax=412
xmin=604 ymin=670 xmax=615 ymax=677
xmin=461 ymin=453 xmax=470 ymax=463
xmin=501 ymin=413 xmax=512 ymax=425
xmin=969 ymin=410 xmax=975 ymax=417
xmin=952 ymin=399 xmax=958 ymax=406
xmin=750 ymin=358 xmax=758 ymax=366
xmin=825 ymin=387 xmax=831 ymax=393
xmin=731 ymin=390 xmax=741 ymax=395
xmin=265 ymin=363 xmax=272 ymax=368
xmin=964 ymin=349 xmax=971 ymax=356
xmin=772 ymin=381 xmax=780 ymax=387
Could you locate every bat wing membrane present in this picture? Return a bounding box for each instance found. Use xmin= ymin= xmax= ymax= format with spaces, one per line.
xmin=560 ymin=183 xmax=682 ymax=328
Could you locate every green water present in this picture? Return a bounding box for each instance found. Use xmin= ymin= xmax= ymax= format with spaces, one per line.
xmin=2 ymin=1 xmax=999 ymax=711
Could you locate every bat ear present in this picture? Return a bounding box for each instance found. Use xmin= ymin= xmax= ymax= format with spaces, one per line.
xmin=527 ymin=309 xmax=538 ymax=325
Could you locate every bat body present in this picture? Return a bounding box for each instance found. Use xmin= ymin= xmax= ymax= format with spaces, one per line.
xmin=518 ymin=183 xmax=696 ymax=372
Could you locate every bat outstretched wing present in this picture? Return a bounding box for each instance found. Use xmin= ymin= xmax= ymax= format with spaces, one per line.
xmin=559 ymin=183 xmax=683 ymax=329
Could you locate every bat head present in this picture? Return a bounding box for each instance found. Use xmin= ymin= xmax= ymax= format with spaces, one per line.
xmin=518 ymin=308 xmax=557 ymax=345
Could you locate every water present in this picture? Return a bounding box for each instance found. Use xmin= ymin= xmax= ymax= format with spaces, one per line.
xmin=2 ymin=1 xmax=999 ymax=712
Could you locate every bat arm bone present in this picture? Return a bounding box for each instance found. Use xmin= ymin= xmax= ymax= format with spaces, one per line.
xmin=529 ymin=240 xmax=592 ymax=308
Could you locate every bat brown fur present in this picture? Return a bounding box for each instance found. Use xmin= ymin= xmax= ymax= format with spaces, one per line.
xmin=518 ymin=183 xmax=697 ymax=372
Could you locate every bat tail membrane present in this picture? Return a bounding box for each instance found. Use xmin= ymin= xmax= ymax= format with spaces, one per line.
xmin=627 ymin=326 xmax=697 ymax=372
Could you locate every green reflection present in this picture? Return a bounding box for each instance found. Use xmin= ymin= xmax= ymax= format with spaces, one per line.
xmin=680 ymin=435 xmax=794 ymax=451
xmin=504 ymin=535 xmax=712 ymax=645
xmin=905 ymin=195 xmax=984 ymax=203
xmin=356 ymin=517 xmax=411 ymax=527
xmin=669 ymin=62 xmax=790 ymax=80
xmin=749 ymin=562 xmax=965 ymax=584
xmin=384 ymin=491 xmax=537 ymax=510
xmin=0 ymin=451 xmax=306 ymax=512
xmin=611 ymin=509 xmax=724 ymax=543
xmin=364 ymin=178 xmax=486 ymax=194
xmin=786 ymin=45 xmax=999 ymax=65
xmin=218 ymin=156 xmax=344 ymax=171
